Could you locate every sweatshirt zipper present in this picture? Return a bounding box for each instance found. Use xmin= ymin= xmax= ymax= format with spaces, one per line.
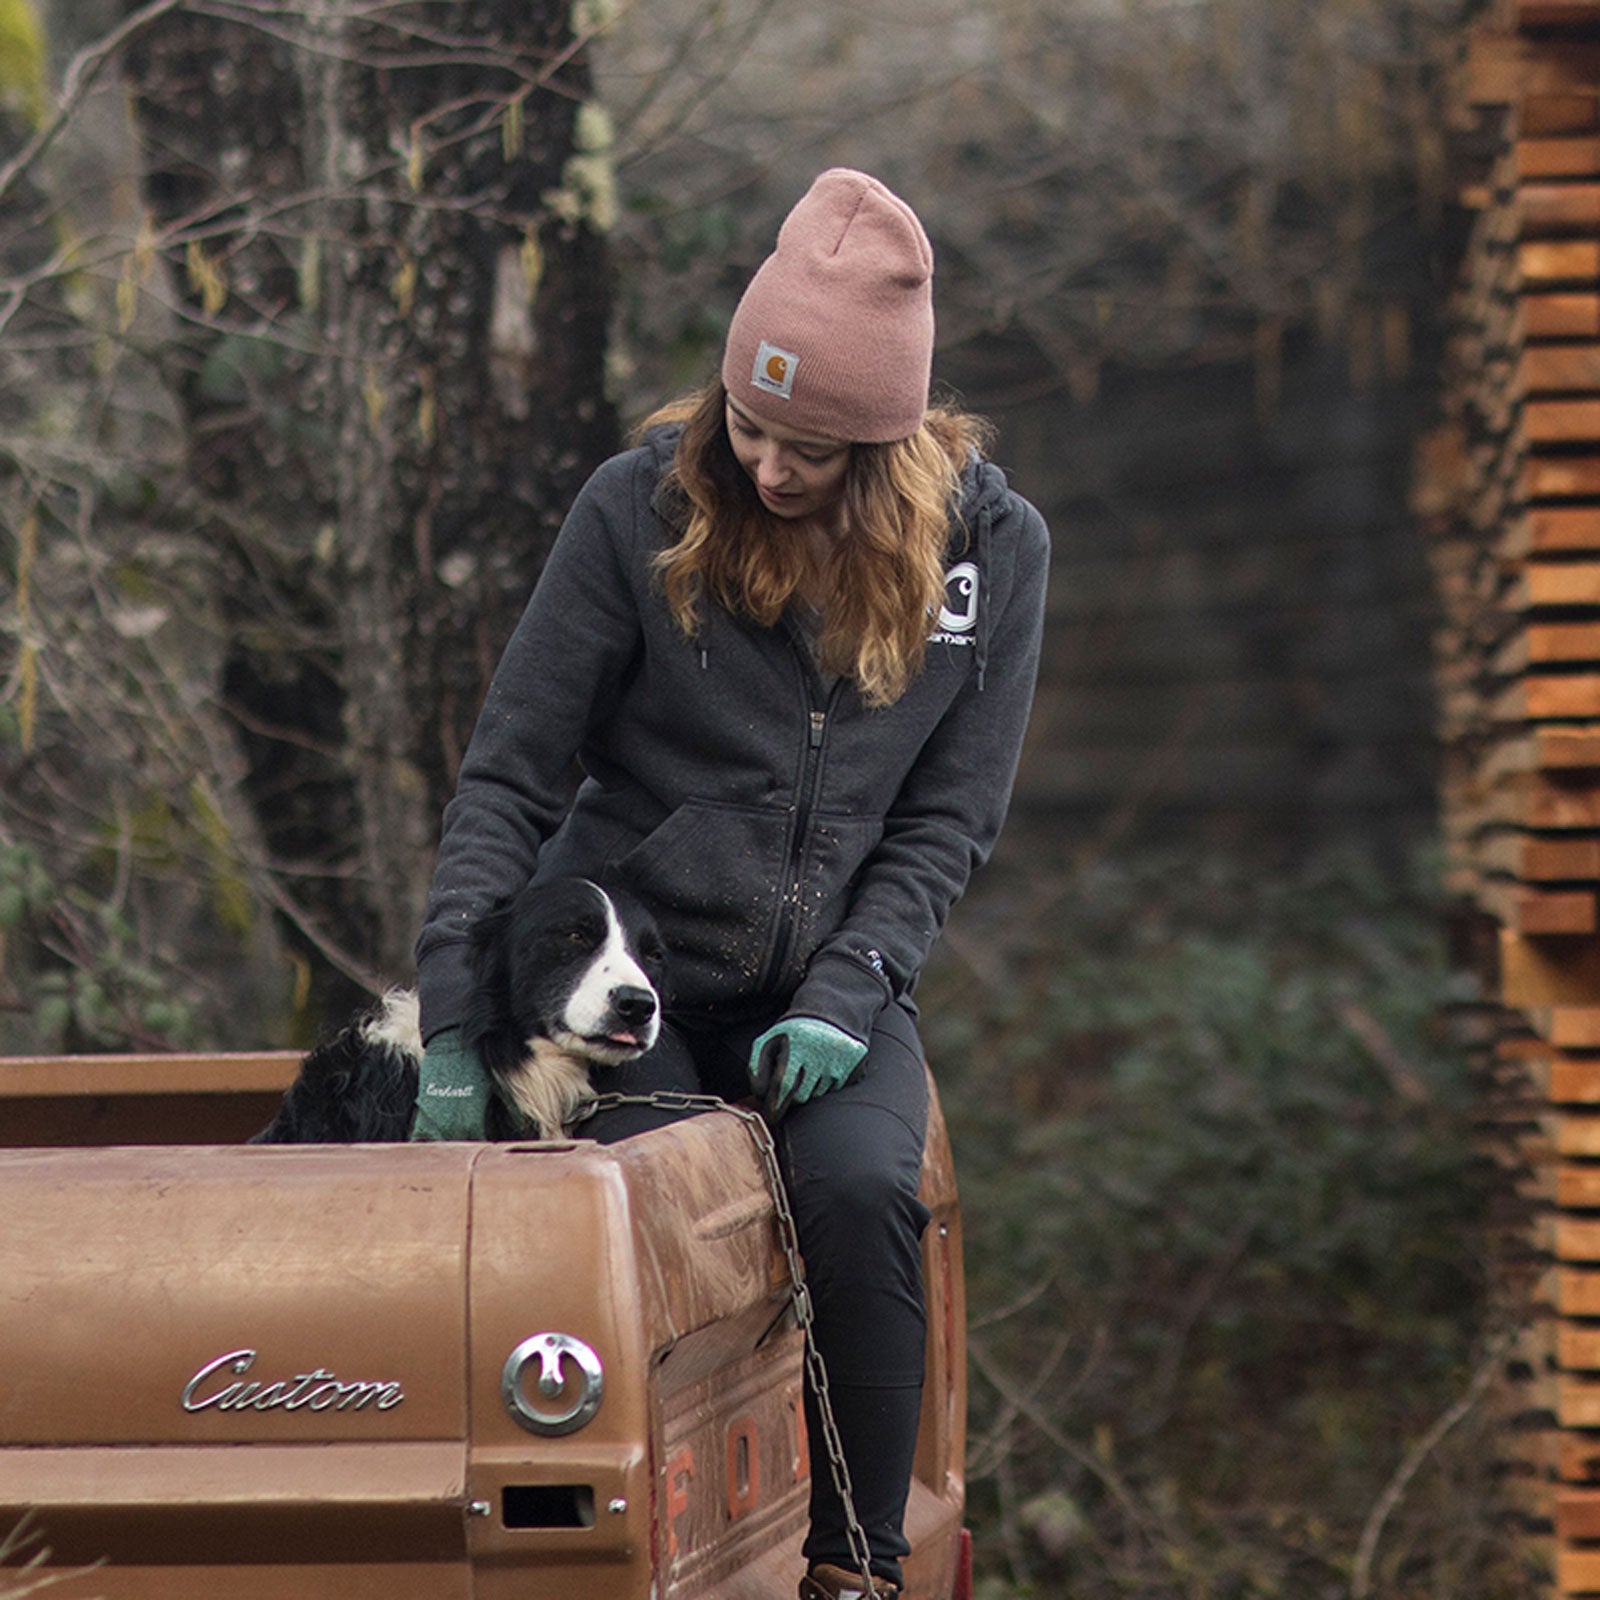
xmin=764 ymin=663 xmax=843 ymax=993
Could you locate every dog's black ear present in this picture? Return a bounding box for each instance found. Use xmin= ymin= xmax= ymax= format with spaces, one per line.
xmin=462 ymin=900 xmax=524 ymax=1075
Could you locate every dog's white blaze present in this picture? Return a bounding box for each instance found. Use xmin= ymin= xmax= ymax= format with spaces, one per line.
xmin=559 ymin=887 xmax=659 ymax=1050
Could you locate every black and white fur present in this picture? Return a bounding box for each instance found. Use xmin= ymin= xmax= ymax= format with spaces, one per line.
xmin=252 ymin=877 xmax=666 ymax=1143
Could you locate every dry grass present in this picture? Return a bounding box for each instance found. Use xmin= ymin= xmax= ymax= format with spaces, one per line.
xmin=0 ymin=1517 xmax=100 ymax=1600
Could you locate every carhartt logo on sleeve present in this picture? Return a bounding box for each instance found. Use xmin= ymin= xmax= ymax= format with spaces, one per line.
xmin=751 ymin=341 xmax=798 ymax=399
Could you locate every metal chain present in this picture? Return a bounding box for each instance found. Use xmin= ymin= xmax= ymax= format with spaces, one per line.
xmin=574 ymin=1090 xmax=880 ymax=1595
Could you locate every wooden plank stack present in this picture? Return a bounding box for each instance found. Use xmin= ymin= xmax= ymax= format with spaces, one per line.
xmin=1420 ymin=5 xmax=1600 ymax=1590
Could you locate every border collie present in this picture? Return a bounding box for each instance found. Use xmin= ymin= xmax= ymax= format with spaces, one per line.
xmin=252 ymin=878 xmax=666 ymax=1143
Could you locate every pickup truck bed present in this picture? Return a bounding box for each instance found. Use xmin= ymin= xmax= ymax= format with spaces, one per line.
xmin=0 ymin=1053 xmax=968 ymax=1598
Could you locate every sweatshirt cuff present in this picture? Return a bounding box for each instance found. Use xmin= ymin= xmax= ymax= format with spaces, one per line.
xmin=416 ymin=939 xmax=473 ymax=1044
xmin=785 ymin=944 xmax=894 ymax=1046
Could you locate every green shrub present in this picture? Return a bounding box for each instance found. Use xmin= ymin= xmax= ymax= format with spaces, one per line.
xmin=923 ymin=844 xmax=1525 ymax=1598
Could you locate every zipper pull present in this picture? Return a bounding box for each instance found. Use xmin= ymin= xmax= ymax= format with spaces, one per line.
xmin=809 ymin=710 xmax=826 ymax=748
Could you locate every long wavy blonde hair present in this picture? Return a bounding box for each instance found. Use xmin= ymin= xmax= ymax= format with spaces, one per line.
xmin=643 ymin=383 xmax=992 ymax=706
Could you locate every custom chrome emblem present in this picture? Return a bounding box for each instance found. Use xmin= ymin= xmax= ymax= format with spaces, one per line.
xmin=182 ymin=1348 xmax=404 ymax=1414
xmin=501 ymin=1332 xmax=603 ymax=1435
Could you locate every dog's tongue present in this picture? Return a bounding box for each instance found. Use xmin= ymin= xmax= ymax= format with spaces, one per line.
xmin=606 ymin=1031 xmax=639 ymax=1048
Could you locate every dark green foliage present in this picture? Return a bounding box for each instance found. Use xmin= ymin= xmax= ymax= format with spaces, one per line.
xmin=922 ymin=844 xmax=1526 ymax=1598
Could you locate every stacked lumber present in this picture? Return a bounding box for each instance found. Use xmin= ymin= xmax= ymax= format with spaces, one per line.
xmin=1421 ymin=7 xmax=1600 ymax=1590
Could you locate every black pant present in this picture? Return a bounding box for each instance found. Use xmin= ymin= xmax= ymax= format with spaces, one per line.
xmin=584 ymin=999 xmax=932 ymax=1587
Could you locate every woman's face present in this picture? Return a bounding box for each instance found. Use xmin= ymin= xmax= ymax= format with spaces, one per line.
xmin=725 ymin=398 xmax=850 ymax=524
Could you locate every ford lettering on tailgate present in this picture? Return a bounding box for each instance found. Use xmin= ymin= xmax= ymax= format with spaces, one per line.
xmin=658 ymin=1334 xmax=809 ymax=1593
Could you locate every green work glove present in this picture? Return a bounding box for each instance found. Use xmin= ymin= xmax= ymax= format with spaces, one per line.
xmin=748 ymin=1016 xmax=868 ymax=1119
xmin=409 ymin=1027 xmax=493 ymax=1141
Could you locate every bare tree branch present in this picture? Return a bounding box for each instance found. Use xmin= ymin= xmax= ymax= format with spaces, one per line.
xmin=1350 ymin=1328 xmax=1518 ymax=1599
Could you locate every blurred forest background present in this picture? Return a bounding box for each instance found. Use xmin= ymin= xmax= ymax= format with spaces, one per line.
xmin=0 ymin=0 xmax=1524 ymax=1596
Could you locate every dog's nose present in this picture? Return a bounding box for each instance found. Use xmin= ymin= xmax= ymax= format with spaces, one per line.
xmin=612 ymin=986 xmax=657 ymax=1027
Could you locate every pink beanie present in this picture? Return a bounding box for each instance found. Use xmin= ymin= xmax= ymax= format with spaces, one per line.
xmin=722 ymin=169 xmax=934 ymax=444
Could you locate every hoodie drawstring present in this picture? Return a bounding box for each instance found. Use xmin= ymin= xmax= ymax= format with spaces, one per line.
xmin=975 ymin=502 xmax=993 ymax=692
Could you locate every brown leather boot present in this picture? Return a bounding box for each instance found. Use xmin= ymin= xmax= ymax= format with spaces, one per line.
xmin=798 ymin=1563 xmax=901 ymax=1599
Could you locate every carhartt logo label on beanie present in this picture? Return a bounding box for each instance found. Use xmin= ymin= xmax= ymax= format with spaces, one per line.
xmin=752 ymin=340 xmax=799 ymax=399
xmin=722 ymin=168 xmax=934 ymax=444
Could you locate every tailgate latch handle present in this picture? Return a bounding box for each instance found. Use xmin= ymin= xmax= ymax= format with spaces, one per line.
xmin=501 ymin=1332 xmax=604 ymax=1435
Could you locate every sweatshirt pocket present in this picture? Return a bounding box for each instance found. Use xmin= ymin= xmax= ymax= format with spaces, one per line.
xmin=614 ymin=799 xmax=792 ymax=1007
xmin=779 ymin=812 xmax=885 ymax=991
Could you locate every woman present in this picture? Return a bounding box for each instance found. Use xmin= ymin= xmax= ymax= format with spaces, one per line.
xmin=411 ymin=168 xmax=1049 ymax=1600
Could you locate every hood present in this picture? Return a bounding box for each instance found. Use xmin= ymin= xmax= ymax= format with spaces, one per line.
xmin=950 ymin=451 xmax=1010 ymax=690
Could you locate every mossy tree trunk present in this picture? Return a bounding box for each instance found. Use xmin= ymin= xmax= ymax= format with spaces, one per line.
xmin=121 ymin=1 xmax=617 ymax=1013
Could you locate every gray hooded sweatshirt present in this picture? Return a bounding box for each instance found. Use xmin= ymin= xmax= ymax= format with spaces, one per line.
xmin=415 ymin=428 xmax=1049 ymax=1049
